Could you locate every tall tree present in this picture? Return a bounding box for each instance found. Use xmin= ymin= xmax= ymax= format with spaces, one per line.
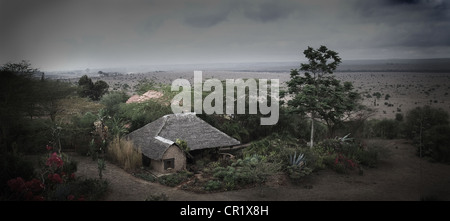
xmin=0 ymin=61 xmax=37 ymax=150
xmin=77 ymin=75 xmax=109 ymax=101
xmin=284 ymin=46 xmax=359 ymax=147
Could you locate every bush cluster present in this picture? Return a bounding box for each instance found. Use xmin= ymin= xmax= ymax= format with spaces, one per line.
xmin=313 ymin=139 xmax=385 ymax=174
xmin=2 ymin=146 xmax=108 ymax=201
xmin=157 ymin=171 xmax=193 ymax=187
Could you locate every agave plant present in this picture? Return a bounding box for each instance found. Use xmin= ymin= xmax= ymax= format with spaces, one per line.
xmin=289 ymin=151 xmax=306 ymax=167
xmin=336 ymin=133 xmax=354 ymax=143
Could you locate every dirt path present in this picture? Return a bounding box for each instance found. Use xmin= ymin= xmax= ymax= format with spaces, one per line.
xmin=72 ymin=139 xmax=450 ymax=201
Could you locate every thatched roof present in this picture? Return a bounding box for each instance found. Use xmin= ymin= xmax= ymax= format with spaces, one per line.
xmin=126 ymin=113 xmax=240 ymax=160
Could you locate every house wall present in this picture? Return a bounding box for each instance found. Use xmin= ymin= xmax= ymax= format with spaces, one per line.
xmin=151 ymin=145 xmax=186 ymax=173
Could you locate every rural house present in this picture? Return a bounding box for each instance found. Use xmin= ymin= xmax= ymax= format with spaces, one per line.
xmin=126 ymin=113 xmax=240 ymax=173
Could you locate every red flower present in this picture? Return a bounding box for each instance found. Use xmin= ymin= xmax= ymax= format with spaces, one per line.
xmin=70 ymin=173 xmax=76 ymax=180
xmin=53 ymin=174 xmax=63 ymax=183
xmin=67 ymin=195 xmax=75 ymax=201
xmin=26 ymin=178 xmax=44 ymax=192
xmin=46 ymin=145 xmax=53 ymax=151
xmin=7 ymin=177 xmax=26 ymax=192
xmin=48 ymin=173 xmax=63 ymax=184
xmin=46 ymin=152 xmax=63 ymax=168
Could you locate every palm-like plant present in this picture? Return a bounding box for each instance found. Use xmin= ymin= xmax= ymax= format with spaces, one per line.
xmin=289 ymin=151 xmax=306 ymax=167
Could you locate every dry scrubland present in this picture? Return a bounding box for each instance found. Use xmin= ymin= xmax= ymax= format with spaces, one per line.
xmin=60 ymin=69 xmax=450 ymax=201
xmin=66 ymin=70 xmax=450 ymax=120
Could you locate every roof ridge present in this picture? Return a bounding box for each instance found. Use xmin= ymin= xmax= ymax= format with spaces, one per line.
xmin=154 ymin=136 xmax=174 ymax=145
xmin=197 ymin=116 xmax=240 ymax=142
xmin=155 ymin=115 xmax=168 ymax=137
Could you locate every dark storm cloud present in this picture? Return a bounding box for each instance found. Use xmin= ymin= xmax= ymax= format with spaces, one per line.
xmin=182 ymin=0 xmax=238 ymax=28
xmin=355 ymin=0 xmax=449 ymax=21
xmin=242 ymin=0 xmax=296 ymax=23
xmin=182 ymin=0 xmax=297 ymax=27
xmin=183 ymin=8 xmax=233 ymax=28
xmin=353 ymin=0 xmax=450 ymax=47
xmin=1 ymin=0 xmax=449 ymax=71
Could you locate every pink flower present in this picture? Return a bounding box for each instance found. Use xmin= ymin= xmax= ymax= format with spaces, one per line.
xmin=46 ymin=145 xmax=53 ymax=151
xmin=70 ymin=173 xmax=76 ymax=180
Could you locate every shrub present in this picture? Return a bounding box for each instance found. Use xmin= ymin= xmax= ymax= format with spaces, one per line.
xmin=100 ymin=91 xmax=130 ymax=116
xmin=212 ymin=155 xmax=281 ymax=190
xmin=3 ymin=146 xmax=108 ymax=201
xmin=58 ymin=178 xmax=108 ymax=201
xmin=134 ymin=79 xmax=156 ymax=95
xmin=314 ymin=138 xmax=384 ymax=173
xmin=118 ymin=101 xmax=171 ymax=131
xmin=362 ymin=119 xmax=400 ymax=139
xmin=0 ymin=153 xmax=35 ymax=193
xmin=204 ymin=180 xmax=223 ymax=191
xmin=158 ymin=171 xmax=193 ymax=187
xmin=134 ymin=173 xmax=157 ymax=182
xmin=423 ymin=124 xmax=450 ymax=162
xmin=404 ymin=106 xmax=450 ymax=162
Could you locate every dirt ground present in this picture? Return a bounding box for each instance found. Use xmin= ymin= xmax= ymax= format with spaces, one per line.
xmin=72 ymin=139 xmax=450 ymax=201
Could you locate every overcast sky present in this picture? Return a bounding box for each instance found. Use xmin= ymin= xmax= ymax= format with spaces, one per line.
xmin=1 ymin=0 xmax=449 ymax=71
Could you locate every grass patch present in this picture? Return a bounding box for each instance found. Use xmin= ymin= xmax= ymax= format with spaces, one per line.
xmin=106 ymin=136 xmax=142 ymax=171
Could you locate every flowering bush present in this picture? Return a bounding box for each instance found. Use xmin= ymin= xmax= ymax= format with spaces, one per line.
xmin=7 ymin=177 xmax=45 ymax=201
xmin=46 ymin=152 xmax=64 ymax=170
xmin=5 ymin=145 xmax=106 ymax=201
xmin=333 ymin=154 xmax=358 ymax=174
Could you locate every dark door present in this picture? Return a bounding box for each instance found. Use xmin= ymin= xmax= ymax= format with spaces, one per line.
xmin=164 ymin=158 xmax=175 ymax=170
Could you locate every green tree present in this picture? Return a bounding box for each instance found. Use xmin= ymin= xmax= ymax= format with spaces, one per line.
xmin=78 ymin=75 xmax=94 ymax=98
xmin=91 ymin=80 xmax=109 ymax=101
xmin=0 ymin=61 xmax=74 ymax=152
xmin=404 ymin=106 xmax=450 ymax=162
xmin=100 ymin=91 xmax=129 ymax=116
xmin=77 ymin=75 xmax=109 ymax=101
xmin=38 ymin=80 xmax=75 ymax=121
xmin=1 ymin=61 xmax=43 ymax=151
xmin=283 ymin=46 xmax=359 ymax=147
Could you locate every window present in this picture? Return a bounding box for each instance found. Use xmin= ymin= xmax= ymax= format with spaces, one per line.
xmin=164 ymin=158 xmax=175 ymax=170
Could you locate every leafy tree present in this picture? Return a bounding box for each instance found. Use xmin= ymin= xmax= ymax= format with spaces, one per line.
xmin=78 ymin=75 xmax=94 ymax=98
xmin=91 ymin=80 xmax=109 ymax=101
xmin=0 ymin=61 xmax=74 ymax=152
xmin=283 ymin=46 xmax=360 ymax=147
xmin=77 ymin=75 xmax=109 ymax=101
xmin=100 ymin=91 xmax=130 ymax=116
xmin=1 ymin=60 xmax=38 ymax=74
xmin=404 ymin=106 xmax=450 ymax=162
xmin=37 ymin=80 xmax=75 ymax=121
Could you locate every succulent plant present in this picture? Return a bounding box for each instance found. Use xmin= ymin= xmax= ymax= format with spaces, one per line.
xmin=289 ymin=151 xmax=305 ymax=167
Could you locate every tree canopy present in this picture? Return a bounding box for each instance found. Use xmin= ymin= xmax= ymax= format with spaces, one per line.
xmin=0 ymin=61 xmax=75 ymax=152
xmin=78 ymin=75 xmax=109 ymax=101
xmin=283 ymin=46 xmax=360 ymax=147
